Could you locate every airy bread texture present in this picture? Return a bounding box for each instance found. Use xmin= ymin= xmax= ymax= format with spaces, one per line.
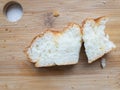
xmin=26 ymin=23 xmax=82 ymax=67
xmin=82 ymin=17 xmax=116 ymax=63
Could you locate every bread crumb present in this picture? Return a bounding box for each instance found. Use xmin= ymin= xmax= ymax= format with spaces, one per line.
xmin=100 ymin=58 xmax=106 ymax=69
xmin=53 ymin=10 xmax=59 ymax=17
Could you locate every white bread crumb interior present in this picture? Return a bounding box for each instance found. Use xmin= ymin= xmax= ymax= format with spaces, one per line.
xmin=26 ymin=23 xmax=82 ymax=67
xmin=82 ymin=17 xmax=116 ymax=63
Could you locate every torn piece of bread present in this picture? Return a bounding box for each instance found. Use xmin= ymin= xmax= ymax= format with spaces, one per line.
xmin=26 ymin=23 xmax=82 ymax=67
xmin=82 ymin=16 xmax=116 ymax=63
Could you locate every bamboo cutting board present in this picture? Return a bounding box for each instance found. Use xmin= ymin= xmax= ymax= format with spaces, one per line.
xmin=0 ymin=0 xmax=120 ymax=90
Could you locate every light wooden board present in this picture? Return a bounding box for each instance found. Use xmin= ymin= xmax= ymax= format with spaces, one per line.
xmin=0 ymin=0 xmax=120 ymax=90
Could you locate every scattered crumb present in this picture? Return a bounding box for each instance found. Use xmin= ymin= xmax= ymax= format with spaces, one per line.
xmin=100 ymin=58 xmax=106 ymax=69
xmin=53 ymin=10 xmax=60 ymax=17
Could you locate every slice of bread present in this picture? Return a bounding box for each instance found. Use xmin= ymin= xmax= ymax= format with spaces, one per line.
xmin=82 ymin=16 xmax=116 ymax=63
xmin=26 ymin=23 xmax=82 ymax=67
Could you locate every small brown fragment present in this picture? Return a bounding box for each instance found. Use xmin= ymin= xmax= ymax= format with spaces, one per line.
xmin=53 ymin=10 xmax=59 ymax=17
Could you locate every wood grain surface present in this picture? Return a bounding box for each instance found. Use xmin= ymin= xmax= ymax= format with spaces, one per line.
xmin=0 ymin=0 xmax=120 ymax=90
